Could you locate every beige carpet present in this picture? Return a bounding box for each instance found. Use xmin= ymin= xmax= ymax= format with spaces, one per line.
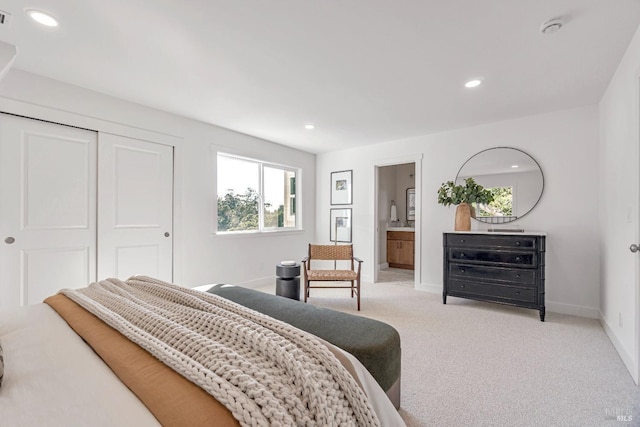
xmin=255 ymin=280 xmax=640 ymax=426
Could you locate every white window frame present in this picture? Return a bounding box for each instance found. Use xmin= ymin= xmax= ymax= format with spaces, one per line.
xmin=216 ymin=152 xmax=300 ymax=234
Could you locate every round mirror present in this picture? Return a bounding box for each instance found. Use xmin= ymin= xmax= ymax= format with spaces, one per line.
xmin=455 ymin=147 xmax=544 ymax=224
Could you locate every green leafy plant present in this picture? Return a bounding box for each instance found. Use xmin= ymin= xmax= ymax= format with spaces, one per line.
xmin=437 ymin=178 xmax=495 ymax=207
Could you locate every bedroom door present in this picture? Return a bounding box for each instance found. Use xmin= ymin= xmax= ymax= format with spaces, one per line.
xmin=97 ymin=133 xmax=174 ymax=282
xmin=0 ymin=114 xmax=97 ymax=309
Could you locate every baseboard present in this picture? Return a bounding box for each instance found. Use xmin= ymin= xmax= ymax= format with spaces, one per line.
xmin=416 ymin=282 xmax=442 ymax=294
xmin=195 ymin=276 xmax=275 ymax=290
xmin=599 ymin=311 xmax=638 ymax=384
xmin=237 ymin=276 xmax=276 ymax=289
xmin=545 ymin=300 xmax=599 ymax=319
xmin=413 ymin=286 xmax=601 ymax=319
xmin=378 ymin=263 xmax=390 ymax=271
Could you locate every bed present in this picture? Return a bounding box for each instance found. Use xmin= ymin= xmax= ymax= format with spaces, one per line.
xmin=201 ymin=283 xmax=402 ymax=410
xmin=0 ymin=276 xmax=406 ymax=426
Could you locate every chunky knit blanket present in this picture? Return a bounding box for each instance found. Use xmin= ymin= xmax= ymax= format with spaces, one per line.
xmin=60 ymin=276 xmax=380 ymax=427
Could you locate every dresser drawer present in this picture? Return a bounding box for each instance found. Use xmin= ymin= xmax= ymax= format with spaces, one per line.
xmin=448 ymin=248 xmax=537 ymax=267
xmin=448 ymin=264 xmax=537 ymax=286
xmin=448 ymin=280 xmax=537 ymax=304
xmin=446 ymin=234 xmax=537 ymax=250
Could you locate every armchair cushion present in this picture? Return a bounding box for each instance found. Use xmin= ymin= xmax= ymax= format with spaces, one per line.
xmin=306 ymin=270 xmax=358 ymax=281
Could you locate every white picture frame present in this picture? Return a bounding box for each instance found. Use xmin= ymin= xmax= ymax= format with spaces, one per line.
xmin=330 ymin=208 xmax=352 ymax=242
xmin=330 ymin=170 xmax=353 ymax=205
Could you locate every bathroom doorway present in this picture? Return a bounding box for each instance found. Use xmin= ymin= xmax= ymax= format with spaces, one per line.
xmin=371 ymin=155 xmax=422 ymax=286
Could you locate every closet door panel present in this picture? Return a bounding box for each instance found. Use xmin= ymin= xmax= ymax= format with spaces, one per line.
xmin=97 ymin=133 xmax=173 ymax=282
xmin=22 ymin=247 xmax=90 ymax=305
xmin=0 ymin=114 xmax=97 ymax=309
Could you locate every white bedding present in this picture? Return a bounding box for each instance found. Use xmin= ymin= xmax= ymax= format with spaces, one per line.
xmin=0 ymin=302 xmax=405 ymax=426
xmin=0 ymin=303 xmax=160 ymax=426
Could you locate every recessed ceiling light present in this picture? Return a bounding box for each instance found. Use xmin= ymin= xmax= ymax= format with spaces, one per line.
xmin=464 ymin=79 xmax=482 ymax=88
xmin=511 ymin=165 xmax=519 ymax=168
xmin=304 ymin=124 xmax=315 ymax=130
xmin=26 ymin=10 xmax=58 ymax=27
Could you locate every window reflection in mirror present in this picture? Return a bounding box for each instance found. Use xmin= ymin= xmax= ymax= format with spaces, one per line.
xmin=477 ymin=186 xmax=513 ymax=219
xmin=456 ymin=148 xmax=543 ymax=224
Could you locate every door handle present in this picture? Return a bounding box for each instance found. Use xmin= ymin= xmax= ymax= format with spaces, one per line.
xmin=630 ymin=244 xmax=639 ymax=253
xmin=4 ymin=236 xmax=15 ymax=244
xmin=164 ymin=232 xmax=170 ymax=237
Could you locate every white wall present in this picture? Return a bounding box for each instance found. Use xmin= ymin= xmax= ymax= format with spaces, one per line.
xmin=599 ymin=23 xmax=640 ymax=383
xmin=0 ymin=69 xmax=316 ymax=288
xmin=395 ymin=163 xmax=416 ymax=223
xmin=317 ymin=105 xmax=600 ymax=318
xmin=377 ymin=165 xmax=396 ymax=266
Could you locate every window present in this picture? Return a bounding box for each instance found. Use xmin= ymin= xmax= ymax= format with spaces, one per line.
xmin=217 ymin=153 xmax=298 ymax=232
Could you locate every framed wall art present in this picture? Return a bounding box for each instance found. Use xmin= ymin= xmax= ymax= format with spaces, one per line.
xmin=407 ymin=188 xmax=415 ymax=221
xmin=330 ymin=170 xmax=352 ymax=205
xmin=330 ymin=208 xmax=352 ymax=242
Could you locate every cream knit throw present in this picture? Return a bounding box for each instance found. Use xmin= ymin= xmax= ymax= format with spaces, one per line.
xmin=61 ymin=276 xmax=381 ymax=427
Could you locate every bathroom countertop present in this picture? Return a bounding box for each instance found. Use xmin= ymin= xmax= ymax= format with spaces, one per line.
xmin=386 ymin=227 xmax=415 ymax=232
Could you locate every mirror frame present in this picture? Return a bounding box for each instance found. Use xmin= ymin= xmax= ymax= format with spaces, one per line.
xmin=455 ymin=147 xmax=544 ymax=224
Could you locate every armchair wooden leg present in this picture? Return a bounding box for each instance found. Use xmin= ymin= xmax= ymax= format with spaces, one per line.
xmin=356 ymin=280 xmax=360 ymax=311
xmin=351 ymin=280 xmax=354 ymax=298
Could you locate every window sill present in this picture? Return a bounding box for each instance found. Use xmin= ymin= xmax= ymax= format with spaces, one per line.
xmin=213 ymin=229 xmax=305 ymax=238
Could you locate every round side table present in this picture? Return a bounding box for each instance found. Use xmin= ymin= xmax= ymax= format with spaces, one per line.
xmin=275 ymin=263 xmax=301 ymax=300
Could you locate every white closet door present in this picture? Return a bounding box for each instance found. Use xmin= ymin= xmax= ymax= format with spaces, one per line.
xmin=97 ymin=133 xmax=173 ymax=282
xmin=0 ymin=114 xmax=97 ymax=310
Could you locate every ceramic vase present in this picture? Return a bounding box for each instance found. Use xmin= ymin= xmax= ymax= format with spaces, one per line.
xmin=455 ymin=202 xmax=472 ymax=231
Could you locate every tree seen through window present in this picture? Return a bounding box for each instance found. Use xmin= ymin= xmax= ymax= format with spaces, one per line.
xmin=476 ymin=187 xmax=513 ymax=217
xmin=217 ymin=154 xmax=297 ymax=232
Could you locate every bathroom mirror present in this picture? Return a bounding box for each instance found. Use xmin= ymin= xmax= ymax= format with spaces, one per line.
xmin=406 ymin=188 xmax=415 ymax=221
xmin=455 ymin=147 xmax=544 ymax=224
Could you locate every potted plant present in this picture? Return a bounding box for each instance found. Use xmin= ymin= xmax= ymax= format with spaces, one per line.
xmin=437 ymin=178 xmax=494 ymax=231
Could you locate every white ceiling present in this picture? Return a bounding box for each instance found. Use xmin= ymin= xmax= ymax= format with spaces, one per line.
xmin=0 ymin=1 xmax=639 ymax=154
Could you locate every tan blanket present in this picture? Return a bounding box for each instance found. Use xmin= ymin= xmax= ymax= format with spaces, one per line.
xmin=45 ymin=293 xmax=240 ymax=427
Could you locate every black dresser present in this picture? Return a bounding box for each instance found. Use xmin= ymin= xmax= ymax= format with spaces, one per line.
xmin=443 ymin=232 xmax=546 ymax=321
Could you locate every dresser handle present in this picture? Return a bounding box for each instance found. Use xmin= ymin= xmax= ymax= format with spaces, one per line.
xmin=516 ymin=241 xmax=521 ymax=246
xmin=460 ymin=284 xmax=465 ymax=289
xmin=460 ymin=253 xmax=465 ymax=258
xmin=515 ymin=256 xmax=521 ymax=261
xmin=516 ymin=274 xmax=521 ymax=278
xmin=459 ymin=268 xmax=466 ymax=273
xmin=460 ymin=239 xmax=465 ymax=243
xmin=515 ymin=291 xmax=520 ymax=295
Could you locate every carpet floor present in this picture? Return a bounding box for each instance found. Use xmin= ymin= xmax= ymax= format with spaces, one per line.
xmin=256 ymin=279 xmax=640 ymax=426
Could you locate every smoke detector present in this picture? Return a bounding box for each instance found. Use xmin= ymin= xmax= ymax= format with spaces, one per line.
xmin=540 ymin=17 xmax=564 ymax=35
